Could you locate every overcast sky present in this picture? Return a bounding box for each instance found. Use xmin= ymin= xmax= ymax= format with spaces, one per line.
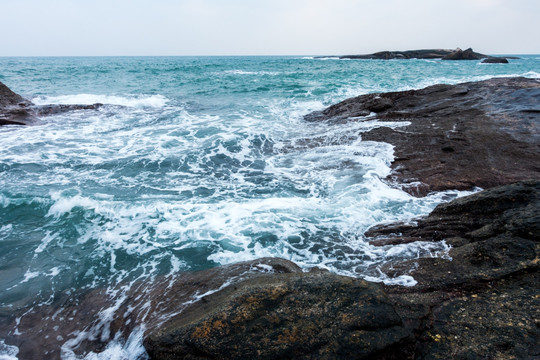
xmin=2 ymin=0 xmax=538 ymax=56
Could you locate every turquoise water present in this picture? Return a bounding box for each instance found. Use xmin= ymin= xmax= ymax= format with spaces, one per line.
xmin=1 ymin=56 xmax=539 ymax=358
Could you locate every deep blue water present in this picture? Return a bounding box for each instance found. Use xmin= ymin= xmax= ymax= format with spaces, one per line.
xmin=0 ymin=55 xmax=539 ymax=359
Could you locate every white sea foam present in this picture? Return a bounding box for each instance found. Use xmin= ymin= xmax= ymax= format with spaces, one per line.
xmin=61 ymin=327 xmax=147 ymax=360
xmin=219 ymin=70 xmax=280 ymax=76
xmin=312 ymin=57 xmax=341 ymax=61
xmin=0 ymin=94 xmax=475 ymax=290
xmin=0 ymin=341 xmax=19 ymax=360
xmin=32 ymin=94 xmax=168 ymax=107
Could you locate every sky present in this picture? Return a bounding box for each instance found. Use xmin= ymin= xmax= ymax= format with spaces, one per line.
xmin=1 ymin=0 xmax=539 ymax=56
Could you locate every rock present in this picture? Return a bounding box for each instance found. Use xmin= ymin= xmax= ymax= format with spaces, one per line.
xmin=0 ymin=81 xmax=103 ymax=126
xmin=0 ymin=81 xmax=35 ymax=125
xmin=305 ymin=77 xmax=540 ymax=195
xmin=0 ymin=81 xmax=32 ymax=108
xmin=144 ymin=272 xmax=412 ymax=360
xmin=330 ymin=48 xmax=489 ymax=60
xmin=368 ymin=181 xmax=540 ymax=284
xmin=0 ymin=258 xmax=304 ymax=360
xmin=441 ymin=47 xmax=484 ymax=60
xmin=367 ymin=181 xmax=540 ymax=359
xmin=482 ymin=57 xmax=509 ymax=64
xmin=0 ymin=257 xmax=414 ymax=360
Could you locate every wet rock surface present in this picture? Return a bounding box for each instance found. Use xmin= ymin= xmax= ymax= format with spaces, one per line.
xmin=144 ymin=182 xmax=539 ymax=359
xmin=145 ymin=273 xmax=410 ymax=360
xmin=372 ymin=180 xmax=540 ymax=359
xmin=305 ymin=77 xmax=540 ymax=196
xmin=0 ymin=81 xmax=102 ymax=125
xmin=0 ymin=258 xmax=304 ymax=359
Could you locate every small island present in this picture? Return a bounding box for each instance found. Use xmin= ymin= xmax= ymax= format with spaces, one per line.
xmin=317 ymin=47 xmax=514 ymax=63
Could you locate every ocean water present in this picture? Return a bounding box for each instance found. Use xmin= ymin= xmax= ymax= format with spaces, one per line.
xmin=1 ymin=55 xmax=539 ymax=359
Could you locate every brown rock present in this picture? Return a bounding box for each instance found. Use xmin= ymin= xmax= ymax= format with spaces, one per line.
xmin=305 ymin=77 xmax=540 ymax=195
xmin=0 ymin=81 xmax=103 ymax=126
xmin=144 ymin=272 xmax=411 ymax=360
xmin=370 ymin=181 xmax=540 ymax=359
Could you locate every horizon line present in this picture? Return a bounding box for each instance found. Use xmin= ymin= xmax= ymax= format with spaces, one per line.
xmin=1 ymin=52 xmax=539 ymax=58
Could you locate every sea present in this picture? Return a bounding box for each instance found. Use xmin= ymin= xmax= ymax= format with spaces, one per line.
xmin=1 ymin=55 xmax=539 ymax=359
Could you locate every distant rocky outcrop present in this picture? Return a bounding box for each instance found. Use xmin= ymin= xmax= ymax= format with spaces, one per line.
xmin=440 ymin=47 xmax=484 ymax=60
xmin=0 ymin=81 xmax=102 ymax=126
xmin=482 ymin=57 xmax=510 ymax=64
xmin=305 ymin=77 xmax=540 ymax=196
xmin=331 ymin=47 xmax=502 ymax=61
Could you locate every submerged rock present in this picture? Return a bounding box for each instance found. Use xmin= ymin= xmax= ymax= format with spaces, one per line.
xmin=0 ymin=81 xmax=102 ymax=126
xmin=305 ymin=77 xmax=540 ymax=196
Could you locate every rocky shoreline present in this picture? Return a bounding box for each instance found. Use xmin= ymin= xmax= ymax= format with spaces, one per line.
xmin=0 ymin=81 xmax=102 ymax=126
xmin=144 ymin=181 xmax=539 ymax=360
xmin=305 ymin=77 xmax=540 ymax=196
xmin=142 ymin=78 xmax=540 ymax=359
xmin=1 ymin=78 xmax=539 ymax=359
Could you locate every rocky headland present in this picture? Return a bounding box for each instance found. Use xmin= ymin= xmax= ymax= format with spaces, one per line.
xmin=2 ymin=78 xmax=539 ymax=359
xmin=305 ymin=77 xmax=540 ymax=196
xmin=0 ymin=80 xmax=102 ymax=126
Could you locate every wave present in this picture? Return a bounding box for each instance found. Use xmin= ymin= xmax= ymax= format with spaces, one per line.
xmin=314 ymin=57 xmax=343 ymax=61
xmin=390 ymin=71 xmax=540 ymax=95
xmin=31 ymin=94 xmax=169 ymax=107
xmin=218 ymin=70 xmax=280 ymax=76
